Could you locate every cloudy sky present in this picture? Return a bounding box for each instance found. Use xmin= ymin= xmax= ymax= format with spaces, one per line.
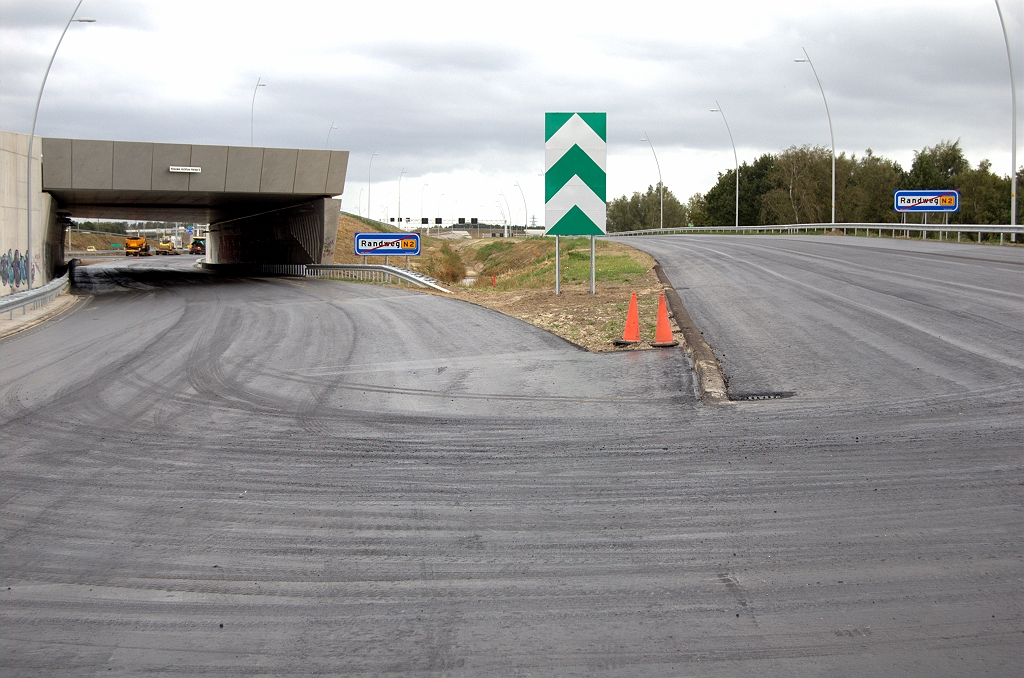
xmin=2 ymin=0 xmax=1020 ymax=225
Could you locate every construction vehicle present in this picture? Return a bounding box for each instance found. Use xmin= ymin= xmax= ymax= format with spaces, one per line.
xmin=124 ymin=236 xmax=151 ymax=256
xmin=154 ymin=236 xmax=180 ymax=255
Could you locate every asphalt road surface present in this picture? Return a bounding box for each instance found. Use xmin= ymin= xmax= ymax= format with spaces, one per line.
xmin=1 ymin=240 xmax=1020 ymax=676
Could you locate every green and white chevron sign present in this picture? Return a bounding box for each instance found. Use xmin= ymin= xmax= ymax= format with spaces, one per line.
xmin=545 ymin=112 xmax=606 ymax=236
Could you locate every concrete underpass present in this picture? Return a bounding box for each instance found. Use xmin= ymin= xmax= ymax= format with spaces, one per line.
xmin=1 ymin=130 xmax=349 ymax=296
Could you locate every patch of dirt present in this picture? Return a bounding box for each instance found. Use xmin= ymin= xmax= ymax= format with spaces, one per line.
xmin=329 ymin=216 xmax=685 ymax=353
xmin=421 ymin=268 xmax=683 ymax=354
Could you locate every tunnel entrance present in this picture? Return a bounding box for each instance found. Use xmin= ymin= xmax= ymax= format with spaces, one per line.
xmin=41 ymin=138 xmax=348 ymax=271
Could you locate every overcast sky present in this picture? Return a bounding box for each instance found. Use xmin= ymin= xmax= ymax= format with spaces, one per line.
xmin=2 ymin=0 xmax=1020 ymax=225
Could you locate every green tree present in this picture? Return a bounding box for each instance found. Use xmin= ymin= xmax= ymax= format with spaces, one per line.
xmin=703 ymin=154 xmax=777 ymax=226
xmin=840 ymin=150 xmax=905 ymax=223
xmin=760 ymin=145 xmax=832 ymax=224
xmin=904 ymin=140 xmax=969 ymax=190
xmin=955 ymin=159 xmax=1012 ymax=225
xmin=686 ymin=193 xmax=708 ymax=226
xmin=606 ymin=184 xmax=688 ymax=232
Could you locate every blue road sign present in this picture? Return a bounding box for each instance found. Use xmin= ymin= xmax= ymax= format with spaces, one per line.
xmin=894 ymin=190 xmax=959 ymax=212
xmin=354 ymin=232 xmax=421 ymax=256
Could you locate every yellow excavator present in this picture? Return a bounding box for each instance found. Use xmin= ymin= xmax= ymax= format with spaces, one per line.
xmin=124 ymin=236 xmax=151 ymax=256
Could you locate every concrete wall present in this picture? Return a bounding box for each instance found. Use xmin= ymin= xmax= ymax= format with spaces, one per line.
xmin=207 ymin=198 xmax=340 ymax=266
xmin=42 ymin=138 xmax=349 ymax=196
xmin=1 ymin=131 xmax=58 ymax=297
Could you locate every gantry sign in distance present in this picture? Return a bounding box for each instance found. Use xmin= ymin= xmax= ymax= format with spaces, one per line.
xmin=894 ymin=190 xmax=960 ymax=212
xmin=545 ymin=112 xmax=607 ymax=235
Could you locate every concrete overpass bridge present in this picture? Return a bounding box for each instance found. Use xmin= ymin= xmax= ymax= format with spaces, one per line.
xmin=1 ymin=130 xmax=348 ymax=294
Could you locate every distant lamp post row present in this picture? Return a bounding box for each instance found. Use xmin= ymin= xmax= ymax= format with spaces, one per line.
xmin=26 ymin=0 xmax=94 ymax=291
xmin=710 ymin=101 xmax=739 ymax=228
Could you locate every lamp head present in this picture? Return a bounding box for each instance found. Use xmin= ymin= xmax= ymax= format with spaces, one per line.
xmin=74 ymin=18 xmax=96 ymax=22
xmin=794 ymin=59 xmax=807 ymax=63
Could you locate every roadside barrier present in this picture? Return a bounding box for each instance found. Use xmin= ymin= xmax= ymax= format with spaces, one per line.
xmin=613 ymin=292 xmax=641 ymax=346
xmin=195 ymin=260 xmax=452 ymax=293
xmin=1 ymin=270 xmax=70 ymax=319
xmin=305 ymin=264 xmax=451 ymax=293
xmin=651 ymin=293 xmax=679 ymax=347
xmin=608 ymin=222 xmax=1024 ymax=244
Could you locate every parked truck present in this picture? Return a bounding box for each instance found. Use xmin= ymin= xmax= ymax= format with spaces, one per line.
xmin=124 ymin=236 xmax=151 ymax=256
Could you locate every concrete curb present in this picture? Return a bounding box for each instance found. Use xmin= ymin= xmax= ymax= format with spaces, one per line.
xmin=653 ymin=264 xmax=731 ymax=405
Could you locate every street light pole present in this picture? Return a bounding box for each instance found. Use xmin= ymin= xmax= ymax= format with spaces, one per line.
xmin=500 ymin=191 xmax=512 ymax=237
xmin=641 ymin=133 xmax=663 ymax=229
xmin=397 ymin=169 xmax=406 ymax=228
xmin=250 ymin=77 xmax=266 ymax=147
xmin=995 ymin=0 xmax=1017 ymax=226
xmin=367 ymin=151 xmax=378 ymax=221
xmin=26 ymin=0 xmax=94 ymax=291
xmin=437 ymin=193 xmax=444 ymax=227
xmin=325 ymin=121 xmax=337 ymax=149
xmin=514 ymin=181 xmax=528 ymax=233
xmin=795 ymin=47 xmax=836 ymax=225
xmin=711 ymin=102 xmax=739 ymax=228
xmin=420 ymin=182 xmax=428 ymax=229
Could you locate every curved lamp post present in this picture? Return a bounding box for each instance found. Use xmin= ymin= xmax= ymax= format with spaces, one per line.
xmin=325 ymin=121 xmax=337 ymax=149
xmin=514 ymin=181 xmax=528 ymax=230
xmin=640 ymin=133 xmax=663 ymax=229
xmin=367 ymin=151 xmax=378 ymax=221
xmin=711 ymin=101 xmax=739 ymax=228
xmin=795 ymin=47 xmax=836 ymax=225
xmin=26 ymin=0 xmax=94 ymax=291
xmin=397 ymin=168 xmax=406 ymax=228
xmin=995 ymin=0 xmax=1018 ymax=226
xmin=250 ymin=77 xmax=266 ymax=147
xmin=420 ymin=182 xmax=428 ymax=227
xmin=499 ymin=191 xmax=512 ymax=237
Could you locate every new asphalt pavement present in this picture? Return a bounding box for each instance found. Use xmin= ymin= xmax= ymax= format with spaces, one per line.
xmin=1 ymin=237 xmax=1021 ymax=676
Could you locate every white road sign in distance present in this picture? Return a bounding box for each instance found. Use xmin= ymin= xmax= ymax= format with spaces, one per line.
xmin=894 ymin=190 xmax=959 ymax=212
xmin=353 ymin=233 xmax=421 ymax=256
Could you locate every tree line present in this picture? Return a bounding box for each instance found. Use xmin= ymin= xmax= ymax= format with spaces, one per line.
xmin=607 ymin=140 xmax=1022 ymax=230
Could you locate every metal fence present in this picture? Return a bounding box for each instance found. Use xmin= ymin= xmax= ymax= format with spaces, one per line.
xmin=1 ymin=271 xmax=70 ymax=319
xmin=305 ymin=264 xmax=451 ymax=293
xmin=609 ymin=222 xmax=1024 ymax=244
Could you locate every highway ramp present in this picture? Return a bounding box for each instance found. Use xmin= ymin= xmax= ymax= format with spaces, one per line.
xmin=1 ymin=248 xmax=1021 ymax=676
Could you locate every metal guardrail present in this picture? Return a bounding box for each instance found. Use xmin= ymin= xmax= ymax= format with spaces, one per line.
xmin=608 ymin=222 xmax=1024 ymax=244
xmin=306 ymin=264 xmax=452 ymax=293
xmin=1 ymin=271 xmax=70 ymax=319
xmin=196 ymin=259 xmax=452 ymax=292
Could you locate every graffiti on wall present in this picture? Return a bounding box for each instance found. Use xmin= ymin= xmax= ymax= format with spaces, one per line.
xmin=0 ymin=249 xmax=37 ymax=290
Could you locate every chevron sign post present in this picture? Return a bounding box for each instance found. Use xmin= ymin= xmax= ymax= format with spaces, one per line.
xmin=545 ymin=112 xmax=606 ymax=235
xmin=545 ymin=112 xmax=606 ymax=294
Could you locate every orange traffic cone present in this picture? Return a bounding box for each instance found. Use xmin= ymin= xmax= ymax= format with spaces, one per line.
xmin=651 ymin=293 xmax=679 ymax=347
xmin=613 ymin=292 xmax=641 ymax=345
